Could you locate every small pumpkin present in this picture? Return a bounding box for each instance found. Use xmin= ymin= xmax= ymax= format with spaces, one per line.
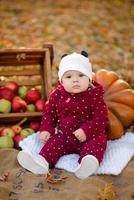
xmin=93 ymin=69 xmax=134 ymax=140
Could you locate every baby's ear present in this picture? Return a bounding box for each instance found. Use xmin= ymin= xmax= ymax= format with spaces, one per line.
xmin=61 ymin=54 xmax=68 ymax=59
xmin=81 ymin=51 xmax=88 ymax=57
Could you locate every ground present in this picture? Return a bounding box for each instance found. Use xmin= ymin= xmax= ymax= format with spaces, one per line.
xmin=0 ymin=0 xmax=134 ymax=87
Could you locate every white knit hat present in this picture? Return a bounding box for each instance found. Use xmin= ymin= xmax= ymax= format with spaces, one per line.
xmin=58 ymin=52 xmax=92 ymax=81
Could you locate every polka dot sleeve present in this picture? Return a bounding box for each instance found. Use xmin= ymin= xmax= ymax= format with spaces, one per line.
xmin=80 ymin=85 xmax=108 ymax=140
xmin=39 ymin=92 xmax=58 ymax=135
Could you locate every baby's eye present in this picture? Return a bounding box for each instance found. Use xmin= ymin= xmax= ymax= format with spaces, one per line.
xmin=79 ymin=73 xmax=84 ymax=77
xmin=66 ymin=75 xmax=71 ymax=78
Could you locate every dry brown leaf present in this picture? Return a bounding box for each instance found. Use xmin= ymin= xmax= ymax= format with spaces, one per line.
xmin=46 ymin=172 xmax=68 ymax=184
xmin=131 ymin=192 xmax=134 ymax=198
xmin=0 ymin=171 xmax=10 ymax=182
xmin=98 ymin=182 xmax=115 ymax=200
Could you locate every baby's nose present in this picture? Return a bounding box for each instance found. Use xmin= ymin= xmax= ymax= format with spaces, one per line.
xmin=73 ymin=76 xmax=79 ymax=82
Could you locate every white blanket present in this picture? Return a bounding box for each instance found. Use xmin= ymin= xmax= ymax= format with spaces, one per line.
xmin=19 ymin=132 xmax=134 ymax=175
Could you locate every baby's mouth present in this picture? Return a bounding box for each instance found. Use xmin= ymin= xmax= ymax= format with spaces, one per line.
xmin=72 ymin=85 xmax=80 ymax=89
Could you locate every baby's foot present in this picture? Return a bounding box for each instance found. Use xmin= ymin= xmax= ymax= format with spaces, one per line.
xmin=74 ymin=155 xmax=99 ymax=179
xmin=17 ymin=150 xmax=49 ymax=175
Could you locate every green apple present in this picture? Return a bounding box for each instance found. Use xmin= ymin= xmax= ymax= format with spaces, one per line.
xmin=1 ymin=127 xmax=15 ymax=138
xmin=27 ymin=104 xmax=36 ymax=112
xmin=18 ymin=86 xmax=28 ymax=99
xmin=0 ymin=136 xmax=14 ymax=148
xmin=20 ymin=128 xmax=34 ymax=137
xmin=0 ymin=99 xmax=11 ymax=113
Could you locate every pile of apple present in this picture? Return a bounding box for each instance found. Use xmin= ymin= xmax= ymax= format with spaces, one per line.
xmin=0 ymin=81 xmax=46 ymax=113
xmin=0 ymin=80 xmax=46 ymax=149
xmin=0 ymin=120 xmax=40 ymax=149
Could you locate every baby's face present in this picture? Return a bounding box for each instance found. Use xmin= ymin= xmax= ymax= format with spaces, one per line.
xmin=61 ymin=70 xmax=90 ymax=94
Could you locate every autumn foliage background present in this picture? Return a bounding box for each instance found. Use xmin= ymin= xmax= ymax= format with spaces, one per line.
xmin=0 ymin=0 xmax=134 ymax=88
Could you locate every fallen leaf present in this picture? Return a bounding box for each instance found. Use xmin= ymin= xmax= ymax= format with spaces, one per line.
xmin=0 ymin=171 xmax=10 ymax=182
xmin=46 ymin=172 xmax=68 ymax=184
xmin=98 ymin=182 xmax=115 ymax=200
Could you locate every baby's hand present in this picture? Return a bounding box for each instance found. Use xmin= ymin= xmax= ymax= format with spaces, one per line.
xmin=73 ymin=128 xmax=87 ymax=142
xmin=39 ymin=131 xmax=50 ymax=143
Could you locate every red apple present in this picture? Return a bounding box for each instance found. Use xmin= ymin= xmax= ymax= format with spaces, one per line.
xmin=13 ymin=134 xmax=24 ymax=148
xmin=12 ymin=96 xmax=27 ymax=112
xmin=35 ymin=99 xmax=46 ymax=112
xmin=5 ymin=81 xmax=18 ymax=93
xmin=29 ymin=121 xmax=40 ymax=131
xmin=1 ymin=127 xmax=15 ymax=138
xmin=0 ymin=126 xmax=5 ymax=136
xmin=26 ymin=88 xmax=41 ymax=103
xmin=11 ymin=125 xmax=22 ymax=134
xmin=0 ymin=87 xmax=15 ymax=101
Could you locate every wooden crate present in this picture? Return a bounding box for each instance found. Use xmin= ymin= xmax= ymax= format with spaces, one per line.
xmin=0 ymin=44 xmax=53 ymax=123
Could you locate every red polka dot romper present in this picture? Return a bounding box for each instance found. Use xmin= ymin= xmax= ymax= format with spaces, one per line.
xmin=39 ymin=81 xmax=108 ymax=167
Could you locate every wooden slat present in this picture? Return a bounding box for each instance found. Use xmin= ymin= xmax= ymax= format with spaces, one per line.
xmin=16 ymin=80 xmax=41 ymax=86
xmin=44 ymin=50 xmax=52 ymax=98
xmin=0 ymin=69 xmax=40 ymax=76
xmin=0 ymin=77 xmax=41 ymax=87
xmin=0 ymin=49 xmax=48 ymax=66
xmin=43 ymin=44 xmax=54 ymax=65
xmin=0 ymin=81 xmax=42 ymax=87
xmin=17 ymin=79 xmax=42 ymax=86
xmin=0 ymin=112 xmax=42 ymax=123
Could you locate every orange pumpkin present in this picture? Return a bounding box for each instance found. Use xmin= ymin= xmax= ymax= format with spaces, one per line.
xmin=93 ymin=69 xmax=134 ymax=140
